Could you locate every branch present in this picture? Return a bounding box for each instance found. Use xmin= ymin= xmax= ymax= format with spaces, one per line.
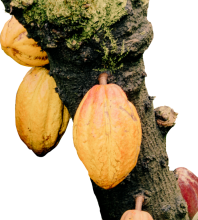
xmin=155 ymin=106 xmax=178 ymax=135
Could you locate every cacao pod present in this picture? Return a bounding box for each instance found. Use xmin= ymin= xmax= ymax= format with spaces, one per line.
xmin=120 ymin=210 xmax=153 ymax=220
xmin=15 ymin=67 xmax=70 ymax=156
xmin=175 ymin=167 xmax=198 ymax=220
xmin=73 ymin=75 xmax=142 ymax=189
xmin=0 ymin=16 xmax=49 ymax=67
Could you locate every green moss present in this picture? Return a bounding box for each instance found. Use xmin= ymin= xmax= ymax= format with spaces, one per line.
xmin=11 ymin=0 xmax=127 ymax=26
xmin=10 ymin=0 xmax=129 ymax=69
xmin=11 ymin=0 xmax=127 ymax=44
xmin=140 ymin=0 xmax=149 ymax=6
xmin=10 ymin=0 xmax=34 ymax=8
xmin=93 ymin=29 xmax=130 ymax=73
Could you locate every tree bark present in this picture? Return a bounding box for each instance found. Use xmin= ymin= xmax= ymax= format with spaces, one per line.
xmin=1 ymin=0 xmax=190 ymax=219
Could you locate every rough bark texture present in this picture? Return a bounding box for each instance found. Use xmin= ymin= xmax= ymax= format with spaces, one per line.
xmin=1 ymin=0 xmax=190 ymax=219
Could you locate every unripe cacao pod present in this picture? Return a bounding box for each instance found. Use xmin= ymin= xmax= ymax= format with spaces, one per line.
xmin=0 ymin=16 xmax=49 ymax=67
xmin=73 ymin=82 xmax=142 ymax=189
xmin=15 ymin=67 xmax=70 ymax=156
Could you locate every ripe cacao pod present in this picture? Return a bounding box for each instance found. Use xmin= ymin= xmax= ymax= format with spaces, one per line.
xmin=73 ymin=77 xmax=142 ymax=189
xmin=175 ymin=167 xmax=198 ymax=220
xmin=120 ymin=210 xmax=153 ymax=220
xmin=0 ymin=16 xmax=49 ymax=67
xmin=15 ymin=67 xmax=70 ymax=156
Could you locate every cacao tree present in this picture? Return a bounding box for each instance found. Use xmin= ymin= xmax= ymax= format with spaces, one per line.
xmin=0 ymin=0 xmax=198 ymax=219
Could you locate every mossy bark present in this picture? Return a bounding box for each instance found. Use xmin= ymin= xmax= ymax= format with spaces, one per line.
xmin=1 ymin=0 xmax=190 ymax=219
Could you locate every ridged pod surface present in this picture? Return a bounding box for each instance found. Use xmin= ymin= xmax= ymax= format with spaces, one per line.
xmin=0 ymin=16 xmax=49 ymax=67
xmin=15 ymin=67 xmax=70 ymax=156
xmin=73 ymin=83 xmax=142 ymax=189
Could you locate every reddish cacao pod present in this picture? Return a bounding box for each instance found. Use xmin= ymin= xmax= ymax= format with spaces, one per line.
xmin=175 ymin=167 xmax=198 ymax=220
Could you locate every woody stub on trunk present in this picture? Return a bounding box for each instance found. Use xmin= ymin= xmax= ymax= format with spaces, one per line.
xmin=0 ymin=0 xmax=191 ymax=219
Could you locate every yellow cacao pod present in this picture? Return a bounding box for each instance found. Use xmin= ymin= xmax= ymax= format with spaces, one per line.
xmin=0 ymin=16 xmax=49 ymax=67
xmin=73 ymin=83 xmax=142 ymax=189
xmin=15 ymin=67 xmax=70 ymax=156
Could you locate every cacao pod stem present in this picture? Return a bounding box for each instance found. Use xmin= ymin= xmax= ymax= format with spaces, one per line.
xmin=135 ymin=195 xmax=144 ymax=211
xmin=98 ymin=72 xmax=108 ymax=85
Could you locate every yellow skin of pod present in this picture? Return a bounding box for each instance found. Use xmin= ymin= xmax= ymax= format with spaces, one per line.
xmin=0 ymin=16 xmax=49 ymax=67
xmin=73 ymin=84 xmax=142 ymax=189
xmin=15 ymin=67 xmax=70 ymax=156
xmin=120 ymin=210 xmax=154 ymax=220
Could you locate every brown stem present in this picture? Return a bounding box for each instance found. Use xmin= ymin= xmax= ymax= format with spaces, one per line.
xmin=135 ymin=195 xmax=144 ymax=211
xmin=98 ymin=72 xmax=108 ymax=85
xmin=10 ymin=6 xmax=13 ymax=13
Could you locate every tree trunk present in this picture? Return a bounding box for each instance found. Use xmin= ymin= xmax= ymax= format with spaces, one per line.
xmin=1 ymin=0 xmax=190 ymax=219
